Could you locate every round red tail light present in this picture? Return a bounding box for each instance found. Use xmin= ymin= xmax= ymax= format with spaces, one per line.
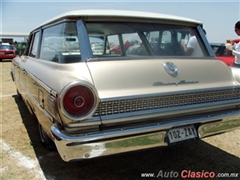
xmin=63 ymin=86 xmax=95 ymax=117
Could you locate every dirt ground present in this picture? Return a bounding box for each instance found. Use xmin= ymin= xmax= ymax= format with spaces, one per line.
xmin=1 ymin=60 xmax=240 ymax=180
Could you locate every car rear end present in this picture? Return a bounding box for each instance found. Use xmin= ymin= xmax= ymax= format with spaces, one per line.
xmin=52 ymin=58 xmax=240 ymax=162
xmin=24 ymin=10 xmax=240 ymax=162
xmin=0 ymin=45 xmax=16 ymax=60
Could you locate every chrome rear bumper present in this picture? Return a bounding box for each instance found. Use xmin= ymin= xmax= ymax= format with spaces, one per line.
xmin=51 ymin=111 xmax=240 ymax=162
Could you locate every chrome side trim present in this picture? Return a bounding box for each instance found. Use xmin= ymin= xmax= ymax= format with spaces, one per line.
xmin=51 ymin=110 xmax=240 ymax=161
xmin=26 ymin=88 xmax=54 ymax=123
xmin=28 ymin=72 xmax=57 ymax=98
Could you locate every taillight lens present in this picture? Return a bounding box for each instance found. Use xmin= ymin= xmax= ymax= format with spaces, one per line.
xmin=63 ymin=86 xmax=95 ymax=116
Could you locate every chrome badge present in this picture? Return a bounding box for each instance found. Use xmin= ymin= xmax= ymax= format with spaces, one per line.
xmin=163 ymin=62 xmax=178 ymax=77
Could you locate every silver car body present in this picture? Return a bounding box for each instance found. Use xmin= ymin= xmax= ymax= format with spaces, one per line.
xmin=11 ymin=10 xmax=240 ymax=162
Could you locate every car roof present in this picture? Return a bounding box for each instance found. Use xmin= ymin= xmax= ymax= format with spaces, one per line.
xmin=0 ymin=44 xmax=11 ymax=47
xmin=34 ymin=9 xmax=202 ymax=31
xmin=0 ymin=43 xmax=10 ymax=45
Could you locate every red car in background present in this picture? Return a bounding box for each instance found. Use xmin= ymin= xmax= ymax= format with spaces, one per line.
xmin=211 ymin=39 xmax=240 ymax=66
xmin=0 ymin=44 xmax=16 ymax=61
xmin=110 ymin=40 xmax=131 ymax=54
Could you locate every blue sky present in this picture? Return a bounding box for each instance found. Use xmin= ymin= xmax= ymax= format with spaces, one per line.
xmin=0 ymin=0 xmax=240 ymax=43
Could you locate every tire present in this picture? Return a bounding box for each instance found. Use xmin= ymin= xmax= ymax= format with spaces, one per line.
xmin=38 ymin=123 xmax=56 ymax=150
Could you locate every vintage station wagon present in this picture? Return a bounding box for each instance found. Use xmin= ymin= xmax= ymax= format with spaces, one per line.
xmin=11 ymin=10 xmax=240 ymax=162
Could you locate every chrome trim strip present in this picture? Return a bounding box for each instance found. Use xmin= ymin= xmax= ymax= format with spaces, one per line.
xmin=51 ymin=110 xmax=240 ymax=161
xmin=98 ymin=100 xmax=240 ymax=122
xmin=52 ymin=110 xmax=240 ymax=142
xmin=27 ymin=72 xmax=57 ymax=98
xmin=95 ymin=88 xmax=240 ymax=118
xmin=99 ymin=86 xmax=240 ymax=102
xmin=26 ymin=88 xmax=54 ymax=122
xmin=65 ymin=116 xmax=102 ymax=128
xmin=42 ymin=108 xmax=54 ymax=123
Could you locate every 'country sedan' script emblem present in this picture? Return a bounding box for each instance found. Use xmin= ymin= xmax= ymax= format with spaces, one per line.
xmin=163 ymin=62 xmax=178 ymax=77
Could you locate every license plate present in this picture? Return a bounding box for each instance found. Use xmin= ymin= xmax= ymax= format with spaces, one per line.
xmin=167 ymin=125 xmax=198 ymax=143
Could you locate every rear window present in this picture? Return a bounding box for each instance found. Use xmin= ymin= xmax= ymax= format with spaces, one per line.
xmin=0 ymin=45 xmax=14 ymax=50
xmin=85 ymin=22 xmax=209 ymax=59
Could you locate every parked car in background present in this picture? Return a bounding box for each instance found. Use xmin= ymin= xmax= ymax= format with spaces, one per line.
xmin=91 ymin=43 xmax=104 ymax=55
xmin=11 ymin=10 xmax=240 ymax=162
xmin=210 ymin=43 xmax=234 ymax=66
xmin=210 ymin=39 xmax=240 ymax=66
xmin=0 ymin=44 xmax=16 ymax=61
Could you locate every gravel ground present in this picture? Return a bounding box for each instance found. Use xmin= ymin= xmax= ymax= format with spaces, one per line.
xmin=1 ymin=61 xmax=240 ymax=180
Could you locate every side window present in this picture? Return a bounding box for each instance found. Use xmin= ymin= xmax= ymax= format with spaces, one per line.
xmin=30 ymin=32 xmax=40 ymax=58
xmin=40 ymin=22 xmax=81 ymax=63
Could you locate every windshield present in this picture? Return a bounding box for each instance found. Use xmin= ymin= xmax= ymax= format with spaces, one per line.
xmin=0 ymin=45 xmax=14 ymax=50
xmin=85 ymin=22 xmax=209 ymax=58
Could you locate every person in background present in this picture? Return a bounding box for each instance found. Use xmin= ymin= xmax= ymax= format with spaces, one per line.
xmin=181 ymin=29 xmax=204 ymax=57
xmin=226 ymin=21 xmax=240 ymax=68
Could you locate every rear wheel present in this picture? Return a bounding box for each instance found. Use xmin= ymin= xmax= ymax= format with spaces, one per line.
xmin=38 ymin=123 xmax=56 ymax=150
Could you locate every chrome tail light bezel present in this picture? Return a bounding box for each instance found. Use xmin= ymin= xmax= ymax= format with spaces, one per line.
xmin=59 ymin=81 xmax=99 ymax=121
